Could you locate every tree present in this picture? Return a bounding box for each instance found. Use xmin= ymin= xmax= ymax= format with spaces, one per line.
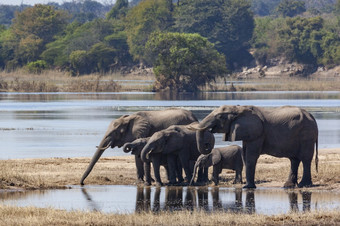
xmin=276 ymin=0 xmax=306 ymax=17
xmin=9 ymin=4 xmax=68 ymax=66
xmin=174 ymin=0 xmax=254 ymax=69
xmin=106 ymin=0 xmax=129 ymax=20
xmin=145 ymin=32 xmax=227 ymax=92
xmin=124 ymin=0 xmax=173 ymax=61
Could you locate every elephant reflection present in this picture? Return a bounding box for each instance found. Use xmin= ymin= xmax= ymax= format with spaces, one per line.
xmin=134 ymin=186 xmax=255 ymax=213
xmin=287 ymin=191 xmax=312 ymax=212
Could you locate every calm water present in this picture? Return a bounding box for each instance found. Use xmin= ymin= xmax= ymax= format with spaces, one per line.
xmin=0 ymin=91 xmax=340 ymax=159
xmin=1 ymin=185 xmax=340 ymax=215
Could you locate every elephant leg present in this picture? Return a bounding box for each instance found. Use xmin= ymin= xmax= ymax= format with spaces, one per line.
xmin=179 ymin=155 xmax=192 ymax=183
xmin=167 ymin=155 xmax=177 ymax=185
xmin=243 ymin=140 xmax=262 ymax=189
xmin=144 ymin=162 xmax=152 ymax=186
xmin=244 ymin=159 xmax=258 ymax=188
xmin=234 ymin=169 xmax=242 ymax=184
xmin=212 ymin=166 xmax=219 ymax=185
xmin=284 ymin=158 xmax=300 ymax=188
xmin=135 ymin=155 xmax=144 ymax=182
xmin=298 ymin=159 xmax=313 ymax=187
xmin=298 ymin=142 xmax=314 ymax=187
xmin=152 ymin=156 xmax=163 ymax=186
xmin=175 ymin=157 xmax=184 ymax=184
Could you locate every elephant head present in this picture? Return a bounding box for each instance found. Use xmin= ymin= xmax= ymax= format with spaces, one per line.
xmin=140 ymin=124 xmax=215 ymax=162
xmin=191 ymin=105 xmax=264 ymax=154
xmin=123 ymin=137 xmax=150 ymax=156
xmin=190 ymin=149 xmax=221 ymax=185
xmin=80 ymin=114 xmax=150 ymax=185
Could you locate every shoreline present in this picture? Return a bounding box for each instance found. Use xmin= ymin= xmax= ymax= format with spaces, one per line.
xmin=1 ymin=148 xmax=339 ymax=191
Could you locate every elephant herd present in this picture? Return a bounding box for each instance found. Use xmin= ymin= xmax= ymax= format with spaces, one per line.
xmin=80 ymin=105 xmax=319 ymax=189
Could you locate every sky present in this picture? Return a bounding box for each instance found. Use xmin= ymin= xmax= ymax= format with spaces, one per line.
xmin=0 ymin=0 xmax=113 ymax=6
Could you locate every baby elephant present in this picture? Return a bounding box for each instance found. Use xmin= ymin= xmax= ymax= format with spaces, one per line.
xmin=190 ymin=145 xmax=243 ymax=186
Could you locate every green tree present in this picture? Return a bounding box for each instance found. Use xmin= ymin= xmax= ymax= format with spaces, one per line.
xmin=174 ymin=0 xmax=254 ymax=69
xmin=278 ymin=17 xmax=324 ymax=64
xmin=106 ymin=0 xmax=129 ymax=20
xmin=276 ymin=0 xmax=306 ymax=17
xmin=145 ymin=32 xmax=227 ymax=92
xmin=8 ymin=4 xmax=68 ymax=66
xmin=124 ymin=0 xmax=173 ymax=61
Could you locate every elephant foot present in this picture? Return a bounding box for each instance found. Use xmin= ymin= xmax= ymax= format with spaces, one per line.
xmin=233 ymin=180 xmax=242 ymax=184
xmin=243 ymin=183 xmax=256 ymax=189
xmin=155 ymin=182 xmax=163 ymax=187
xmin=298 ymin=181 xmax=313 ymax=188
xmin=283 ymin=181 xmax=296 ymax=188
xmin=144 ymin=181 xmax=152 ymax=186
xmin=177 ymin=178 xmax=184 ymax=184
xmin=137 ymin=178 xmax=144 ymax=184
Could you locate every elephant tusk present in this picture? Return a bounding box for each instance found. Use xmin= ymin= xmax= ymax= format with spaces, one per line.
xmin=146 ymin=149 xmax=153 ymax=159
xmin=188 ymin=124 xmax=207 ymax=131
xmin=96 ymin=141 xmax=112 ymax=151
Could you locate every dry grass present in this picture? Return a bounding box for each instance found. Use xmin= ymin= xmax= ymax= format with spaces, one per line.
xmin=206 ymin=77 xmax=340 ymax=92
xmin=1 ymin=69 xmax=340 ymax=92
xmin=0 ymin=70 xmax=153 ymax=92
xmin=0 ymin=205 xmax=340 ymax=225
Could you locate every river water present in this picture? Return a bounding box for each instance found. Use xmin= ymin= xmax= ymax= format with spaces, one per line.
xmin=0 ymin=91 xmax=339 ymax=159
xmin=1 ymin=91 xmax=340 ymax=215
xmin=1 ymin=185 xmax=340 ymax=215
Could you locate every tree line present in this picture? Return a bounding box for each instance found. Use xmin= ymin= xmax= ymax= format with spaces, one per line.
xmin=0 ymin=0 xmax=340 ymax=92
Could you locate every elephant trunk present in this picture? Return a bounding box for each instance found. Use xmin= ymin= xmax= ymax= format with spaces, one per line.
xmin=123 ymin=143 xmax=132 ymax=153
xmin=190 ymin=161 xmax=200 ymax=186
xmin=80 ymin=137 xmax=111 ymax=185
xmin=141 ymin=144 xmax=152 ymax=162
xmin=196 ymin=130 xmax=214 ymax=155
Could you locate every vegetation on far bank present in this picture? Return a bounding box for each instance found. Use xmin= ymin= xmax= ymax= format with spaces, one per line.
xmin=1 ymin=0 xmax=340 ymax=92
xmin=1 ymin=69 xmax=340 ymax=93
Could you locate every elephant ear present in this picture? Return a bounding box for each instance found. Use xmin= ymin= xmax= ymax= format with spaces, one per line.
xmin=211 ymin=149 xmax=222 ymax=165
xmin=130 ymin=115 xmax=151 ymax=139
xmin=226 ymin=108 xmax=263 ymax=142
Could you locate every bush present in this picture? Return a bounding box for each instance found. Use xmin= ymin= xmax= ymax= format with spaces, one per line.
xmin=26 ymin=60 xmax=47 ymax=74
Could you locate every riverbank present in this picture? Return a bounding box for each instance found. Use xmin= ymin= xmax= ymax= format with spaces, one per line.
xmin=1 ymin=69 xmax=340 ymax=92
xmin=1 ymin=149 xmax=339 ymax=225
xmin=1 ymin=148 xmax=339 ymax=191
xmin=1 ymin=205 xmax=340 ymax=225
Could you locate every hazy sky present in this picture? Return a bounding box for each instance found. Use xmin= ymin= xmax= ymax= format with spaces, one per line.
xmin=0 ymin=0 xmax=113 ymax=6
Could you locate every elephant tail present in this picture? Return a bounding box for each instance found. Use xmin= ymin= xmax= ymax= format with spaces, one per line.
xmin=315 ymin=138 xmax=319 ymax=173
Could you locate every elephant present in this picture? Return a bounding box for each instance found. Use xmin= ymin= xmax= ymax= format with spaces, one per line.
xmin=140 ymin=123 xmax=215 ymax=185
xmin=80 ymin=108 xmax=198 ymax=185
xmin=191 ymin=105 xmax=318 ymax=189
xmin=123 ymin=137 xmax=184 ymax=186
xmin=190 ymin=145 xmax=243 ymax=185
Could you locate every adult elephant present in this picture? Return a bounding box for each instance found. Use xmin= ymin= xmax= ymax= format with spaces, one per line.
xmin=80 ymin=108 xmax=197 ymax=185
xmin=191 ymin=105 xmax=318 ymax=189
xmin=140 ymin=123 xmax=215 ymax=185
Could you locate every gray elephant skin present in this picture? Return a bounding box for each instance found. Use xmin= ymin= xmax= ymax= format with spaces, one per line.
xmin=123 ymin=137 xmax=184 ymax=186
xmin=192 ymin=105 xmax=318 ymax=189
xmin=140 ymin=123 xmax=215 ymax=185
xmin=80 ymin=108 xmax=197 ymax=185
xmin=191 ymin=145 xmax=243 ymax=185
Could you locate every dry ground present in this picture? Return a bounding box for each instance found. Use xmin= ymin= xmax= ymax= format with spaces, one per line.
xmin=1 ymin=148 xmax=340 ymax=225
xmin=1 ymin=148 xmax=339 ymax=191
